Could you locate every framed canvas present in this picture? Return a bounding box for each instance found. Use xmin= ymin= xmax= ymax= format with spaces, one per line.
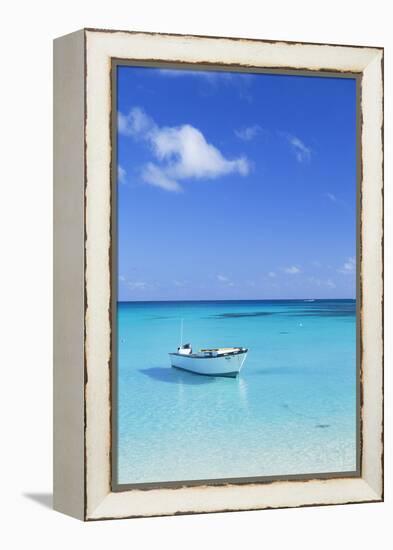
xmin=53 ymin=28 xmax=384 ymax=521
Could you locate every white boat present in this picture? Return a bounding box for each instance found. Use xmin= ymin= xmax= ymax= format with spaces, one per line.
xmin=169 ymin=344 xmax=248 ymax=378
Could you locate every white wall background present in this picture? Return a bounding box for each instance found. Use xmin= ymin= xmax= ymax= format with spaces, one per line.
xmin=0 ymin=1 xmax=391 ymax=548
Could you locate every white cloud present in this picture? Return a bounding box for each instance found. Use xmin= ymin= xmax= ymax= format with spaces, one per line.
xmin=268 ymin=271 xmax=276 ymax=278
xmin=118 ymin=107 xmax=155 ymax=137
xmin=118 ymin=273 xmax=153 ymax=291
xmin=338 ymin=257 xmax=356 ymax=275
xmin=151 ymin=125 xmax=249 ymax=179
xmin=156 ymin=69 xmax=254 ymax=97
xmin=217 ymin=274 xmax=234 ymax=286
xmin=127 ymin=281 xmax=149 ymax=290
xmin=235 ymin=125 xmax=262 ymax=141
xmin=173 ymin=280 xmax=187 ymax=287
xmin=142 ymin=163 xmax=181 ymax=192
xmin=325 ymin=192 xmax=337 ymax=202
xmin=284 ymin=266 xmax=301 ymax=275
xmin=118 ymin=107 xmax=250 ymax=192
xmin=326 ymin=279 xmax=336 ymax=288
xmin=157 ymin=69 xmax=234 ymax=83
xmin=118 ymin=165 xmax=126 ymax=184
xmin=280 ymin=132 xmax=311 ymax=163
xmin=308 ymin=276 xmax=336 ymax=289
xmin=290 ymin=136 xmax=311 ymax=163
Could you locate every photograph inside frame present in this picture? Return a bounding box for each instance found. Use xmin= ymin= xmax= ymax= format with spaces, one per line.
xmin=113 ymin=62 xmax=359 ymax=488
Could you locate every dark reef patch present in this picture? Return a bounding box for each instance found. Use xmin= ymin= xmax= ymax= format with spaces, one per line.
xmin=283 ymin=307 xmax=355 ymax=318
xmin=211 ymin=311 xmax=275 ymax=319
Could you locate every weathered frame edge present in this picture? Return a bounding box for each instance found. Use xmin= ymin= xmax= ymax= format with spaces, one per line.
xmin=53 ymin=29 xmax=86 ymax=520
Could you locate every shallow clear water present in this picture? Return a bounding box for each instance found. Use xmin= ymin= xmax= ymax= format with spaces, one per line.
xmin=116 ymin=299 xmax=357 ymax=484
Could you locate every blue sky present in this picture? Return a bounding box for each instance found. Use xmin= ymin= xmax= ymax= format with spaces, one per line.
xmin=117 ymin=66 xmax=357 ymax=301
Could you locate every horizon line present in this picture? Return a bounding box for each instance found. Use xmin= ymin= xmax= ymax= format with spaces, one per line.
xmin=117 ymin=297 xmax=356 ymax=303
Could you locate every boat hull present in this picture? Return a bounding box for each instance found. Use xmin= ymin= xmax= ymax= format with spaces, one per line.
xmin=169 ymin=351 xmax=247 ymax=377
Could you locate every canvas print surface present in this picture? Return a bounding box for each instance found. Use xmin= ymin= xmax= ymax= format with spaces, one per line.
xmin=114 ymin=65 xmax=357 ymax=486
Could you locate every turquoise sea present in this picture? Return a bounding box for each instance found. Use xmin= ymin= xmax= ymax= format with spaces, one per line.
xmin=116 ymin=299 xmax=357 ymax=485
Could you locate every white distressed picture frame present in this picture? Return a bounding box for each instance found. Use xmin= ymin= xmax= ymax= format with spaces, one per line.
xmin=53 ymin=28 xmax=383 ymax=521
